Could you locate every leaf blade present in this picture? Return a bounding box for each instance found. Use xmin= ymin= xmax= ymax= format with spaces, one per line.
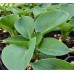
xmin=32 ymin=58 xmax=74 ymax=70
xmin=14 ymin=16 xmax=34 ymax=39
xmin=2 ymin=37 xmax=36 ymax=70
xmin=37 ymin=38 xmax=69 ymax=56
xmin=35 ymin=11 xmax=69 ymax=35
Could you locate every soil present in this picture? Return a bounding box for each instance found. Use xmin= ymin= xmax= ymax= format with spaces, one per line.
xmin=0 ymin=29 xmax=74 ymax=70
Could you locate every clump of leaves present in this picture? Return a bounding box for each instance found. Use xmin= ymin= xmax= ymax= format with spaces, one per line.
xmin=1 ymin=10 xmax=74 ymax=70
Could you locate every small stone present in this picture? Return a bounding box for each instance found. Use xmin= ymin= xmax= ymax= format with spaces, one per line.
xmin=69 ymin=48 xmax=74 ymax=52
xmin=3 ymin=30 xmax=7 ymax=33
xmin=70 ymin=61 xmax=74 ymax=65
xmin=54 ymin=34 xmax=57 ymax=37
xmin=57 ymin=34 xmax=61 ymax=37
xmin=72 ymin=47 xmax=74 ymax=49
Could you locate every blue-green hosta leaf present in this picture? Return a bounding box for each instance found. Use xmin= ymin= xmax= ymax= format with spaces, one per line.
xmin=2 ymin=37 xmax=36 ymax=70
xmin=33 ymin=7 xmax=47 ymax=18
xmin=33 ymin=32 xmax=42 ymax=45
xmin=60 ymin=4 xmax=74 ymax=19
xmin=35 ymin=11 xmax=69 ymax=35
xmin=14 ymin=16 xmax=34 ymax=39
xmin=37 ymin=38 xmax=69 ymax=56
xmin=0 ymin=14 xmax=19 ymax=28
xmin=32 ymin=58 xmax=74 ymax=70
xmin=0 ymin=14 xmax=19 ymax=35
xmin=3 ymin=35 xmax=29 ymax=47
xmin=46 ymin=4 xmax=60 ymax=11
xmin=41 ymin=3 xmax=51 ymax=8
xmin=6 ymin=7 xmax=23 ymax=14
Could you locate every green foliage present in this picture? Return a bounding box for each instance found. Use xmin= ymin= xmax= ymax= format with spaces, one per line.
xmin=14 ymin=16 xmax=34 ymax=39
xmin=33 ymin=7 xmax=47 ymax=18
xmin=0 ymin=14 xmax=19 ymax=36
xmin=2 ymin=37 xmax=36 ymax=70
xmin=37 ymin=38 xmax=69 ymax=56
xmin=60 ymin=22 xmax=74 ymax=39
xmin=35 ymin=11 xmax=69 ymax=35
xmin=1 ymin=4 xmax=74 ymax=70
xmin=3 ymin=35 xmax=29 ymax=47
xmin=32 ymin=58 xmax=74 ymax=70
xmin=60 ymin=4 xmax=74 ymax=20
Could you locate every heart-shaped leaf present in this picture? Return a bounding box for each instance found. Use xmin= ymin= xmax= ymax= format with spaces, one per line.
xmin=2 ymin=37 xmax=36 ymax=70
xmin=37 ymin=38 xmax=69 ymax=56
xmin=60 ymin=4 xmax=74 ymax=19
xmin=35 ymin=11 xmax=69 ymax=35
xmin=3 ymin=35 xmax=29 ymax=47
xmin=14 ymin=16 xmax=34 ymax=39
xmin=32 ymin=58 xmax=74 ymax=70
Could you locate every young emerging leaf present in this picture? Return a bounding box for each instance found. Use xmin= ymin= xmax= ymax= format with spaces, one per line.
xmin=3 ymin=35 xmax=29 ymax=47
xmin=14 ymin=16 xmax=34 ymax=39
xmin=32 ymin=58 xmax=74 ymax=70
xmin=60 ymin=22 xmax=74 ymax=39
xmin=2 ymin=37 xmax=36 ymax=70
xmin=35 ymin=11 xmax=69 ymax=35
xmin=37 ymin=38 xmax=69 ymax=56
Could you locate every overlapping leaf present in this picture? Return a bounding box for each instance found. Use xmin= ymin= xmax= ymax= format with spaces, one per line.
xmin=35 ymin=11 xmax=69 ymax=35
xmin=3 ymin=35 xmax=29 ymax=47
xmin=14 ymin=16 xmax=34 ymax=39
xmin=2 ymin=37 xmax=36 ymax=70
xmin=32 ymin=58 xmax=74 ymax=70
xmin=60 ymin=4 xmax=74 ymax=19
xmin=37 ymin=38 xmax=69 ymax=56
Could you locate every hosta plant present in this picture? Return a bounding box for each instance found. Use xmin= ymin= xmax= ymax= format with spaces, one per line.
xmin=1 ymin=10 xmax=74 ymax=70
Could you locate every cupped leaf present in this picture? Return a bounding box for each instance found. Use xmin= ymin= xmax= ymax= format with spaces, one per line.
xmin=14 ymin=16 xmax=34 ymax=39
xmin=37 ymin=38 xmax=69 ymax=56
xmin=35 ymin=11 xmax=69 ymax=35
xmin=33 ymin=32 xmax=42 ymax=46
xmin=60 ymin=4 xmax=74 ymax=19
xmin=32 ymin=58 xmax=74 ymax=70
xmin=2 ymin=37 xmax=36 ymax=70
xmin=3 ymin=35 xmax=29 ymax=47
